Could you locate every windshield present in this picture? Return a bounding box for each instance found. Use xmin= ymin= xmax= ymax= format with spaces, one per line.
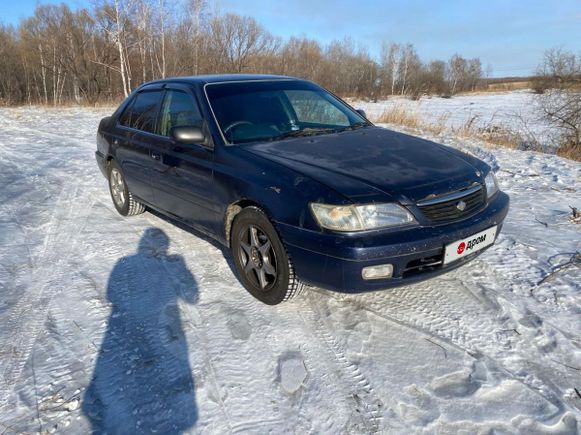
xmin=205 ymin=80 xmax=370 ymax=144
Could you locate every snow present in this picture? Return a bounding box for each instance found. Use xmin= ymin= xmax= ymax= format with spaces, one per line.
xmin=350 ymin=90 xmax=560 ymax=148
xmin=278 ymin=352 xmax=308 ymax=394
xmin=0 ymin=95 xmax=579 ymax=434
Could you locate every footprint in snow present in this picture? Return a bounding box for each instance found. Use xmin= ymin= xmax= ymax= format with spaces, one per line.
xmin=278 ymin=352 xmax=308 ymax=394
xmin=430 ymin=369 xmax=481 ymax=398
xmin=226 ymin=309 xmax=252 ymax=341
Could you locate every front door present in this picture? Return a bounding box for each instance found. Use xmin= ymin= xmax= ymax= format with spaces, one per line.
xmin=150 ymin=87 xmax=219 ymax=233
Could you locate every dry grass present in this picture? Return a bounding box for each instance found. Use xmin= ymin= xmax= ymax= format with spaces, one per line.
xmin=374 ymin=105 xmax=423 ymax=129
xmin=556 ymin=142 xmax=581 ymax=161
xmin=376 ymin=105 xmax=581 ymax=162
xmin=1 ymin=99 xmax=121 ymax=109
xmin=375 ymin=105 xmax=527 ymax=151
xmin=485 ymin=81 xmax=533 ymax=92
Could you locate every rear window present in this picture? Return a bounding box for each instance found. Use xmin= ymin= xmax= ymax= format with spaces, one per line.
xmin=119 ymin=91 xmax=163 ymax=133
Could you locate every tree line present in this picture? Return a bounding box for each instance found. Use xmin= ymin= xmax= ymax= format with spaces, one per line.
xmin=0 ymin=0 xmax=486 ymax=106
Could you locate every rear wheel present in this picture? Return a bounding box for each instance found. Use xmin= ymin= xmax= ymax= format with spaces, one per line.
xmin=231 ymin=207 xmax=305 ymax=305
xmin=108 ymin=161 xmax=145 ymax=216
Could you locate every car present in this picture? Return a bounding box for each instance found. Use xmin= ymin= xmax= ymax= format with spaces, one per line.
xmin=95 ymin=74 xmax=510 ymax=305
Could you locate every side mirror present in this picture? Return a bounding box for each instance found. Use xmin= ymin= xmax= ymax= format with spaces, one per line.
xmin=356 ymin=109 xmax=367 ymax=119
xmin=171 ymin=126 xmax=205 ymax=144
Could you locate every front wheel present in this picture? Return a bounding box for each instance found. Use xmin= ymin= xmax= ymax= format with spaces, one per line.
xmin=231 ymin=207 xmax=306 ymax=305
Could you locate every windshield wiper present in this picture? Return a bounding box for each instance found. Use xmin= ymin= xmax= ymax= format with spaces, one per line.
xmin=271 ymin=127 xmax=339 ymax=141
xmin=340 ymin=121 xmax=371 ymax=132
xmin=270 ymin=123 xmax=371 ymax=142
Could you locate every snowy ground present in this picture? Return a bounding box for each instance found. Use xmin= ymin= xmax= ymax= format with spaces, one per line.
xmin=350 ymin=90 xmax=559 ymax=148
xmin=0 ymin=99 xmax=580 ymax=434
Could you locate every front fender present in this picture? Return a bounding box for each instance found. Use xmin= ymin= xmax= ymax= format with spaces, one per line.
xmin=213 ymin=146 xmax=347 ymax=234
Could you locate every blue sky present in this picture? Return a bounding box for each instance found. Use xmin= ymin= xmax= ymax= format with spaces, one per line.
xmin=3 ymin=0 xmax=580 ymax=77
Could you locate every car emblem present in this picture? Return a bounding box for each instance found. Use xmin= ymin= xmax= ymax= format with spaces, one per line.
xmin=456 ymin=200 xmax=467 ymax=211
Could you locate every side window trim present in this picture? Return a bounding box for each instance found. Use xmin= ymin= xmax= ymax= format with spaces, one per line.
xmin=118 ymin=95 xmax=136 ymax=128
xmin=278 ymin=91 xmax=299 ymax=124
xmin=165 ymin=84 xmax=203 ymax=108
xmin=156 ymin=89 xmax=170 ymax=136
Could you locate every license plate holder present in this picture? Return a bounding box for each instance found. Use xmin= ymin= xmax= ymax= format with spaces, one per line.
xmin=443 ymin=226 xmax=498 ymax=265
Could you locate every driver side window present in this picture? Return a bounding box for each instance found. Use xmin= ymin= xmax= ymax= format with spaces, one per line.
xmin=159 ymin=90 xmax=203 ymax=137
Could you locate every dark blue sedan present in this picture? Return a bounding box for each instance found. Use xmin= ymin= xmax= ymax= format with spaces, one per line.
xmin=95 ymin=74 xmax=509 ymax=305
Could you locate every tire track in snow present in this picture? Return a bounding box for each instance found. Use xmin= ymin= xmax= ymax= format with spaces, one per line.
xmin=297 ymin=293 xmax=390 ymax=434
xmin=179 ymin=286 xmax=297 ymax=433
xmin=0 ymin=184 xmax=96 ymax=408
xmin=5 ymin=271 xmax=108 ymax=432
xmin=469 ymin=242 xmax=581 ymax=413
xmin=312 ymin=276 xmax=570 ymax=416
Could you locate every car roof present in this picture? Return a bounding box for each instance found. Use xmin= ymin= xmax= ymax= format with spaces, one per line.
xmin=141 ymin=74 xmax=300 ymax=88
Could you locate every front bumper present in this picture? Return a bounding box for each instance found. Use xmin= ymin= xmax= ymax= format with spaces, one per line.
xmin=277 ymin=191 xmax=510 ymax=293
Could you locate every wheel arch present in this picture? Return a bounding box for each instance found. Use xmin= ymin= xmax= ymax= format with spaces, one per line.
xmin=224 ymin=199 xmax=272 ymax=247
xmin=105 ymin=154 xmax=115 ymax=171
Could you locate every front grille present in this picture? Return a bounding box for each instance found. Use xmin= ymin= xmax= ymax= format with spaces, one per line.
xmin=418 ymin=185 xmax=485 ymax=224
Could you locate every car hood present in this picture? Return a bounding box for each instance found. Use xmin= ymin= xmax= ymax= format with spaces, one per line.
xmin=242 ymin=127 xmax=487 ymax=204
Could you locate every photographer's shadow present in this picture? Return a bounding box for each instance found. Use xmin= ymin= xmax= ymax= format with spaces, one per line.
xmin=83 ymin=228 xmax=198 ymax=434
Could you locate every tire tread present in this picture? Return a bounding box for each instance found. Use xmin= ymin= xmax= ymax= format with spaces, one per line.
xmin=108 ymin=160 xmax=145 ymax=217
xmin=126 ymin=191 xmax=145 ymax=216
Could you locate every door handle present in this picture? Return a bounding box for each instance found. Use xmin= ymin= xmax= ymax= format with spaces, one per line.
xmin=151 ymin=152 xmax=161 ymax=161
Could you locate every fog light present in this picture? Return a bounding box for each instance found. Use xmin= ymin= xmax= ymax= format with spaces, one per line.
xmin=362 ymin=264 xmax=393 ymax=280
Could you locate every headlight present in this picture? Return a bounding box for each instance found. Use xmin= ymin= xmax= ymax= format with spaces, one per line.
xmin=310 ymin=203 xmax=416 ymax=231
xmin=484 ymin=172 xmax=499 ymax=198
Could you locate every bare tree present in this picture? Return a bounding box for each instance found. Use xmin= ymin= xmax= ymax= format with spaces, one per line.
xmin=134 ymin=0 xmax=152 ymax=83
xmin=209 ymin=14 xmax=278 ymax=73
xmin=535 ymin=47 xmax=579 ymax=93
xmin=0 ymin=26 xmax=25 ymax=104
xmin=398 ymin=44 xmax=421 ymax=96
xmin=446 ymin=54 xmax=483 ymax=94
xmin=117 ymin=0 xmax=133 ymax=96
xmin=448 ymin=54 xmax=467 ymax=95
xmin=536 ymin=48 xmax=581 ymax=159
xmin=423 ymin=60 xmax=447 ymax=95
xmin=280 ymin=37 xmax=324 ymax=81
xmin=379 ymin=42 xmax=401 ymax=96
xmin=187 ymin=0 xmax=207 ymax=75
xmin=466 ymin=58 xmax=483 ymax=91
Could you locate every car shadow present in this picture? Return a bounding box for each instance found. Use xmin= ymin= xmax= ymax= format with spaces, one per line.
xmin=82 ymin=228 xmax=198 ymax=434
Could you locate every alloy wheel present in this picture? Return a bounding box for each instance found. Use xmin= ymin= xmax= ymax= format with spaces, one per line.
xmin=110 ymin=168 xmax=126 ymax=207
xmin=238 ymin=224 xmax=278 ymax=290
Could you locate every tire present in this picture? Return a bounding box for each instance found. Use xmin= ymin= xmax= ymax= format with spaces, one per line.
xmin=108 ymin=160 xmax=145 ymax=217
xmin=231 ymin=207 xmax=306 ymax=305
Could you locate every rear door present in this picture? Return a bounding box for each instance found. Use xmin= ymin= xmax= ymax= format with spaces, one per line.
xmin=115 ymin=89 xmax=164 ymax=204
xmin=150 ymin=85 xmax=219 ymax=232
